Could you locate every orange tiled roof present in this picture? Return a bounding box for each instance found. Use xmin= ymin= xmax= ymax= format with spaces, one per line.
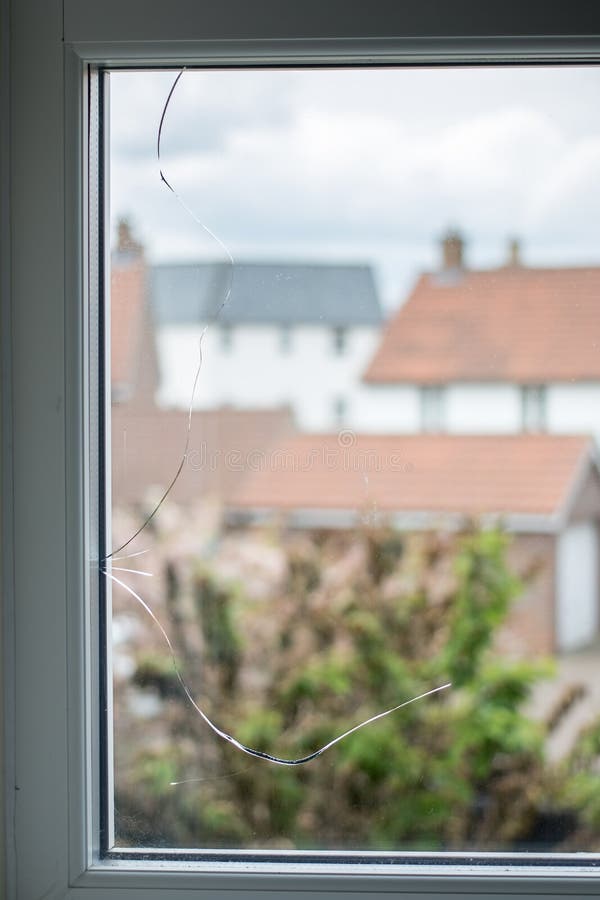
xmin=111 ymin=405 xmax=295 ymax=506
xmin=111 ymin=257 xmax=146 ymax=389
xmin=229 ymin=433 xmax=593 ymax=519
xmin=364 ymin=266 xmax=600 ymax=384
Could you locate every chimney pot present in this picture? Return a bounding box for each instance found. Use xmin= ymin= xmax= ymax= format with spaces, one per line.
xmin=117 ymin=218 xmax=143 ymax=256
xmin=507 ymin=237 xmax=522 ymax=267
xmin=441 ymin=228 xmax=465 ymax=270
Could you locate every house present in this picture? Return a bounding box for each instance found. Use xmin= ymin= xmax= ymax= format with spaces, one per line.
xmin=109 ymin=226 xmax=600 ymax=654
xmin=227 ymin=432 xmax=600 ymax=655
xmin=358 ymin=231 xmax=600 ymax=438
xmin=110 ymin=223 xmax=295 ymax=507
xmin=150 ymin=260 xmax=384 ymax=430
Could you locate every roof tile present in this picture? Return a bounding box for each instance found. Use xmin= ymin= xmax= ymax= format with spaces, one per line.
xmin=365 ymin=266 xmax=600 ymax=383
xmin=229 ymin=433 xmax=593 ymax=519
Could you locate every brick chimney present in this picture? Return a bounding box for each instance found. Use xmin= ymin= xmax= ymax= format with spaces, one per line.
xmin=506 ymin=237 xmax=522 ymax=267
xmin=440 ymin=228 xmax=465 ymax=270
xmin=116 ymin=217 xmax=143 ymax=256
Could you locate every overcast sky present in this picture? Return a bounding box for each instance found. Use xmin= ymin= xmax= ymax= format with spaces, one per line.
xmin=110 ymin=66 xmax=600 ymax=306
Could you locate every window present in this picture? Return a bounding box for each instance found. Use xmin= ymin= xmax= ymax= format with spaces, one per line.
xmin=4 ymin=2 xmax=600 ymax=898
xmin=420 ymin=385 xmax=444 ymax=432
xmin=220 ymin=322 xmax=234 ymax=352
xmin=279 ymin=323 xmax=292 ymax=353
xmin=521 ymin=385 xmax=547 ymax=432
xmin=332 ymin=325 xmax=347 ymax=355
xmin=333 ymin=395 xmax=348 ymax=427
xmin=111 ymin=59 xmax=600 ymax=867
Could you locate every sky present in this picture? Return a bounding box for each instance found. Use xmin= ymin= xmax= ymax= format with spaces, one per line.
xmin=110 ymin=66 xmax=600 ymax=307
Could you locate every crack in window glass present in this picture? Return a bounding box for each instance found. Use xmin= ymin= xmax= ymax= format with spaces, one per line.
xmin=105 ymin=565 xmax=450 ymax=766
xmin=104 ymin=68 xmax=451 ymax=773
xmin=106 ymin=68 xmax=234 ymax=560
xmin=105 ymin=66 xmax=600 ymax=853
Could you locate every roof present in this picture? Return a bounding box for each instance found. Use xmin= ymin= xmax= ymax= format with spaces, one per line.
xmin=111 ymin=256 xmax=146 ymax=388
xmin=228 ymin=433 xmax=595 ymax=522
xmin=111 ymin=405 xmax=294 ymax=506
xmin=364 ymin=266 xmax=600 ymax=384
xmin=150 ymin=261 xmax=383 ymax=327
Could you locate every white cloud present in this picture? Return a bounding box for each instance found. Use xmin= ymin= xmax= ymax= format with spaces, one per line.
xmin=525 ymin=138 xmax=600 ymax=241
xmin=110 ymin=67 xmax=600 ymax=304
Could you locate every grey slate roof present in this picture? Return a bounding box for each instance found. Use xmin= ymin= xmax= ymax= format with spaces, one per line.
xmin=150 ymin=262 xmax=383 ymax=327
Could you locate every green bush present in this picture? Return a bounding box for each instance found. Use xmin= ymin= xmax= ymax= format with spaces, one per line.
xmin=114 ymin=525 xmax=599 ymax=851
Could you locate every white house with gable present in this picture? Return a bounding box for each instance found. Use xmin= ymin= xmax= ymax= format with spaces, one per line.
xmin=359 ymin=231 xmax=600 ymax=443
xmin=347 ymin=230 xmax=600 ymax=652
xmin=151 ymin=261 xmax=384 ymax=431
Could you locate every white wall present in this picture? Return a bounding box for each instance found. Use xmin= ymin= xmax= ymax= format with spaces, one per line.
xmin=156 ymin=323 xmax=381 ymax=431
xmin=547 ymin=383 xmax=600 ymax=444
xmin=556 ymin=521 xmax=599 ymax=652
xmin=351 ymin=384 xmax=421 ymax=433
xmin=157 ymin=333 xmax=600 ymax=441
xmin=355 ymin=380 xmax=600 ymax=437
xmin=444 ymin=383 xmax=522 ymax=433
xmin=352 ymin=382 xmax=523 ymax=434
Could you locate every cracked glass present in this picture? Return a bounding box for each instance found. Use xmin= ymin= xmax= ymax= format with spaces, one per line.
xmin=105 ymin=66 xmax=600 ymax=856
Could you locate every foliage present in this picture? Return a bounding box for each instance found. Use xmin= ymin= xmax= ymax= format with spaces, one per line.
xmin=551 ymin=718 xmax=600 ymax=850
xmin=114 ymin=524 xmax=600 ymax=851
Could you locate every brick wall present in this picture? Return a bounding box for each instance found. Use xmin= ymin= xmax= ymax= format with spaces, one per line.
xmin=496 ymin=533 xmax=556 ymax=657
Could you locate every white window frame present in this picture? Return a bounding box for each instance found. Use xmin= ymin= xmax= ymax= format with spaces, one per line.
xmin=3 ymin=1 xmax=600 ymax=897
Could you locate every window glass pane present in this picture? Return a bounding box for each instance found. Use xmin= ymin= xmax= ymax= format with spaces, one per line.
xmin=522 ymin=385 xmax=547 ymax=432
xmin=106 ymin=66 xmax=600 ymax=855
xmin=420 ymin=386 xmax=444 ymax=432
